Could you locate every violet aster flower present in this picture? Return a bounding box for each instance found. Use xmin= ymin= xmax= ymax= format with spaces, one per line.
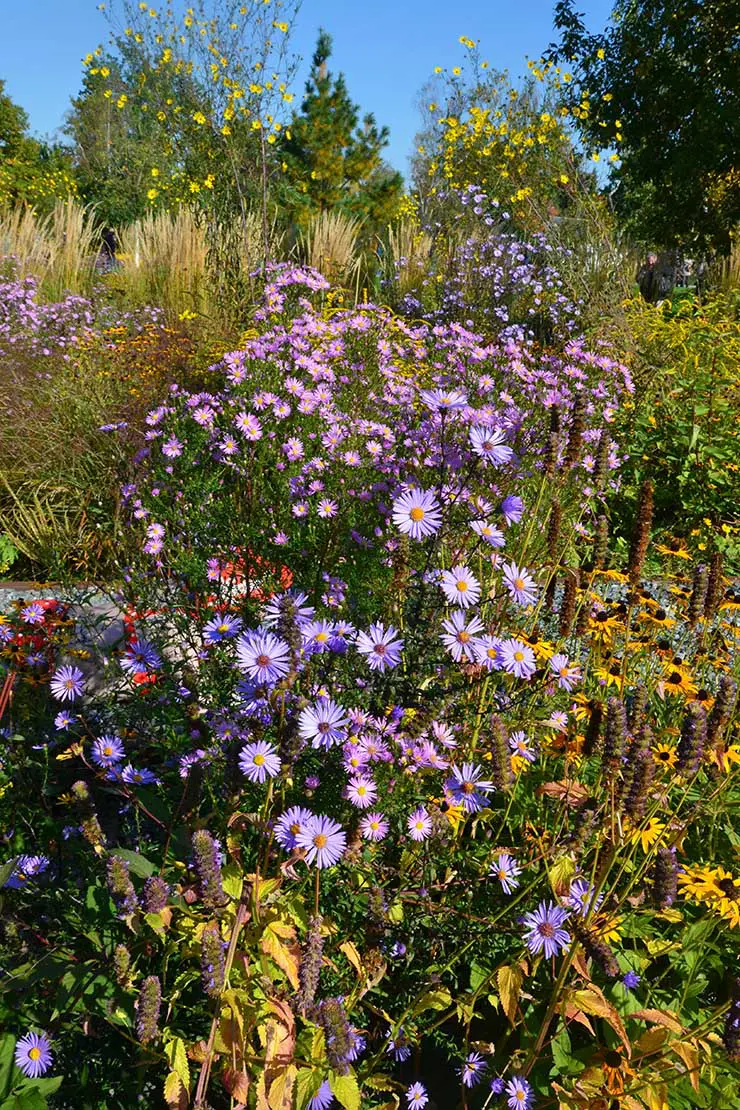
xmin=307 ymin=1080 xmax=333 ymax=1110
xmin=356 ymin=622 xmax=403 ymax=671
xmin=501 ymin=495 xmax=525 ymax=525
xmin=522 ymin=900 xmax=571 ymax=957
xmin=49 ymin=664 xmax=85 ymax=702
xmin=473 ymin=634 xmax=504 ymax=670
xmin=407 ymin=807 xmax=432 ymax=842
xmin=91 ymin=735 xmax=125 ymax=767
xmin=505 ymin=1076 xmax=533 ymax=1109
xmin=121 ymin=764 xmax=159 ymax=786
xmin=419 ymin=387 xmax=468 ymax=410
xmin=566 ymin=877 xmax=603 ymax=916
xmin=549 ymin=653 xmax=582 ymax=691
xmin=502 ymin=562 xmax=538 ymax=607
xmin=509 ymin=730 xmax=536 ymax=762
xmin=274 ymin=806 xmax=314 ymax=850
xmin=20 ymin=602 xmax=45 ymax=625
xmin=460 ymin=1051 xmax=487 ymax=1087
xmin=4 ymin=855 xmax=50 ymax=890
xmin=236 ymin=630 xmax=291 ymax=684
xmin=491 ymin=853 xmax=521 ymax=894
xmin=406 ymin=1082 xmax=429 ymax=1108
xmin=239 ymin=740 xmax=281 ymax=783
xmin=471 ymin=519 xmax=506 ymax=547
xmin=14 ymin=1031 xmax=53 ymax=1078
xmin=303 ymin=619 xmax=335 ymax=652
xmin=622 ymin=970 xmax=641 ymax=991
xmin=346 ymin=775 xmax=377 ymax=809
xmin=121 ymin=638 xmax=162 ymax=675
xmin=392 ymin=488 xmax=442 ymax=540
xmin=317 ymin=498 xmax=338 ymax=519
xmin=203 ymin=613 xmax=243 ymax=644
xmin=162 ymin=435 xmax=183 ymax=458
xmin=440 ymin=565 xmax=481 ymax=609
xmin=296 ymin=815 xmax=346 ymax=868
xmin=440 ymin=610 xmax=485 ymax=662
xmin=386 ymin=1028 xmax=412 ymax=1061
xmin=54 ymin=711 xmax=75 ymax=730
xmin=469 ymin=425 xmax=514 ymax=466
xmin=498 ymin=638 xmax=537 ymax=679
xmin=234 ymin=411 xmax=262 ymax=440
xmin=446 ymin=762 xmax=495 ymax=813
xmin=360 ymin=811 xmax=389 ymax=841
xmin=298 ymin=699 xmax=349 ymax=749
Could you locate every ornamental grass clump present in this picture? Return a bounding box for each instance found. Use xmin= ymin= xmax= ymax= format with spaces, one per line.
xmin=1 ymin=264 xmax=739 ymax=1109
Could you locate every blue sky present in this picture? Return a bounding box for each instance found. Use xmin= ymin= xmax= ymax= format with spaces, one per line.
xmin=0 ymin=0 xmax=614 ymax=176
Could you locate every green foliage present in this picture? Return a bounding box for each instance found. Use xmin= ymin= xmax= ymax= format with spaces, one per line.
xmin=548 ymin=0 xmax=740 ymax=250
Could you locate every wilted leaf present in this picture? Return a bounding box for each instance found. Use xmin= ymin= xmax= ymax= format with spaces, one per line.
xmin=671 ymin=1040 xmax=700 ymax=1091
xmin=164 ymin=1070 xmax=186 ymax=1109
xmin=572 ymin=986 xmax=631 ymax=1056
xmin=224 ymin=1067 xmax=250 ymax=1102
xmin=537 ymin=780 xmax=590 ymax=806
xmin=261 ymin=923 xmax=300 ymax=991
xmin=548 ymin=854 xmax=577 ymax=895
xmin=634 ymin=1026 xmax=669 ymax=1056
xmin=339 ymin=940 xmax=363 ymax=975
xmin=497 ymin=965 xmax=523 ymax=1025
xmin=267 ymin=1064 xmax=296 ymax=1110
xmin=631 ymin=1008 xmax=683 ymax=1034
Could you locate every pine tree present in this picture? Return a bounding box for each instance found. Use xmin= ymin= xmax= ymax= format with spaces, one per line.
xmin=280 ymin=30 xmax=402 ymax=229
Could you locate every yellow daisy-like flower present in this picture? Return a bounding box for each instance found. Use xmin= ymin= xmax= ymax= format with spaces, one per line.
xmin=652 ymin=743 xmax=678 ymax=770
xmin=715 ymin=744 xmax=740 ymax=773
xmin=627 ymin=817 xmax=666 ymax=853
xmin=657 ymin=668 xmax=698 ymax=699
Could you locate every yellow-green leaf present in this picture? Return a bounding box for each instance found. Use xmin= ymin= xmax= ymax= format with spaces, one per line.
xmin=268 ymin=1064 xmax=296 ymax=1110
xmin=497 ymin=965 xmax=523 ymax=1025
xmin=413 ymin=988 xmax=452 ymax=1014
xmin=165 ymin=1036 xmax=190 ymax=1092
xmin=164 ymin=1070 xmax=183 ymax=1106
xmin=261 ymin=923 xmax=300 ymax=990
xmin=329 ymin=1071 xmax=361 ymax=1110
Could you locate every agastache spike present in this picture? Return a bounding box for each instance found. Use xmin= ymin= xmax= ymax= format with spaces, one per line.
xmin=489 ymin=714 xmax=513 ymax=789
xmin=688 ymin=563 xmax=708 ymax=626
xmin=676 ymin=703 xmax=707 ymax=775
xmin=297 ymin=914 xmax=324 ymax=1014
xmin=704 ymin=550 xmax=724 ymax=621
xmin=558 ymin=567 xmax=580 ymax=638
xmin=143 ymin=875 xmax=170 ymax=914
xmin=107 ymin=856 xmax=138 ymax=917
xmin=70 ymin=779 xmax=106 ymax=849
xmin=571 ymin=917 xmax=620 ymax=978
xmin=602 ymin=696 xmax=627 ymax=777
xmin=628 ymin=479 xmax=654 ymax=587
xmin=191 ymin=829 xmax=226 ymax=908
xmin=653 ymin=846 xmax=678 ymax=908
xmin=135 ymin=975 xmax=162 ymax=1045
xmin=593 ymin=514 xmax=609 ymax=571
xmin=563 ymin=391 xmax=585 ymax=467
xmin=201 ymin=920 xmax=226 ymax=997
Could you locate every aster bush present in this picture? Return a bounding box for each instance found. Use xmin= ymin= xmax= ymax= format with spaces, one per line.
xmin=0 ymin=265 xmax=739 ymax=1110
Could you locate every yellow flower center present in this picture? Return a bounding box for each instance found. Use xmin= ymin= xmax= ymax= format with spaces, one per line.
xmin=253 ymin=754 xmax=265 ymax=766
xmin=514 ymin=578 xmax=525 ymax=590
xmin=514 ymin=651 xmax=524 ymax=662
xmin=409 ymin=507 xmax=425 ymax=522
xmin=459 ymin=631 xmax=470 ymax=643
xmin=456 ymin=580 xmax=468 ymax=591
xmin=314 ymin=833 xmax=327 ymax=849
xmin=29 ymin=1048 xmax=41 ymax=1061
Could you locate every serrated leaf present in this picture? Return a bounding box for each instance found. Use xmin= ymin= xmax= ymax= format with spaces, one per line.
xmin=261 ymin=924 xmax=300 ymax=990
xmin=339 ymin=940 xmax=362 ymax=976
xmin=329 ymin=1071 xmax=361 ymax=1110
xmin=671 ymin=1041 xmax=700 ymax=1092
xmin=164 ymin=1071 xmax=183 ymax=1106
xmin=267 ymin=1064 xmax=296 ymax=1110
xmin=572 ymin=986 xmax=630 ymax=1056
xmin=294 ymin=1069 xmax=322 ymax=1109
xmin=413 ymin=988 xmax=452 ymax=1014
xmin=497 ymin=965 xmax=523 ymax=1025
xmin=631 ymin=1008 xmax=683 ymax=1034
xmin=224 ymin=1067 xmax=250 ymax=1102
xmin=165 ymin=1036 xmax=190 ymax=1092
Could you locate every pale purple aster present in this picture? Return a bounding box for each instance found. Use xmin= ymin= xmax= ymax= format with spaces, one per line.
xmin=296 ymin=815 xmax=346 ymax=868
xmin=274 ymin=806 xmax=314 ymax=850
xmin=203 ymin=613 xmax=243 ymax=644
xmin=121 ymin=638 xmax=162 ymax=676
xmin=162 ymin=435 xmax=183 ymax=458
xmin=502 ymin=562 xmax=538 ymax=607
xmin=440 ymin=564 xmax=482 ymax=610
xmin=235 ymin=412 xmax=262 ymax=441
xmin=317 ymin=498 xmax=338 ymax=519
xmin=236 ymin=630 xmax=291 ymax=684
xmin=419 ymin=387 xmax=468 ymax=410
xmin=21 ymin=602 xmax=45 ymax=625
xmin=14 ymin=1032 xmax=53 ymax=1078
xmin=346 ymin=1028 xmax=366 ymax=1060
xmin=491 ymin=1077 xmax=506 ymax=1095
xmin=54 ymin=710 xmax=75 ymax=729
xmin=501 ymin=495 xmax=524 ymax=526
xmin=346 ymin=775 xmax=377 ymax=809
xmin=392 ymin=488 xmax=442 ymax=540
xmin=505 ymin=1076 xmax=534 ymax=1109
xmin=303 ymin=619 xmax=335 ymax=652
xmin=440 ymin=610 xmax=485 ymax=662
xmin=566 ymin=877 xmax=603 ymax=916
xmin=491 ymin=852 xmax=521 ymax=894
xmin=91 ymin=735 xmax=125 ymax=767
xmin=498 ymin=638 xmax=537 ymax=679
xmin=522 ymin=901 xmax=571 ymax=957
xmin=473 ymin=634 xmax=504 ymax=671
xmin=343 ymin=449 xmax=361 ymax=466
xmin=282 ymin=436 xmax=304 ymax=461
xmin=292 ymin=502 xmax=309 ymax=518
xmin=469 ymin=425 xmax=514 ymax=466
xmin=406 ymin=1081 xmax=429 ymax=1108
xmin=460 ymin=1051 xmax=487 ymax=1087
xmin=307 ymin=1080 xmax=333 ymax=1110
xmin=446 ymin=763 xmax=495 ymax=813
xmin=509 ymin=731 xmax=536 ymax=763
xmin=622 ymin=970 xmax=641 ymax=991
xmin=219 ymin=435 xmax=240 ymax=456
xmin=298 ymin=699 xmax=349 ymax=749
xmin=192 ymin=405 xmax=214 ymax=426
xmin=4 ymin=855 xmax=50 ymax=890
xmin=49 ymin=664 xmax=85 ymax=702
xmin=121 ymin=764 xmax=159 ymax=786
xmin=471 ymin=520 xmax=506 ymax=547
xmin=386 ymin=1028 xmax=412 ymax=1061
xmin=407 ymin=807 xmax=432 ymax=842
xmin=549 ymin=653 xmax=582 ymax=691
xmin=262 ymin=590 xmax=315 ymax=630
xmin=355 ymin=622 xmax=403 ymax=671
xmin=360 ymin=811 xmax=389 ymax=841
xmin=239 ymin=740 xmax=281 ymax=783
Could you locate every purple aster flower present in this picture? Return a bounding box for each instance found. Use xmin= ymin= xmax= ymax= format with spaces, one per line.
xmin=203 ymin=613 xmax=243 ymax=644
xmin=549 ymin=653 xmax=582 ymax=691
xmin=274 ymin=806 xmax=314 ymax=850
xmin=346 ymin=775 xmax=377 ymax=809
xmin=440 ymin=565 xmax=481 ymax=609
xmin=121 ymin=764 xmax=159 ymax=786
xmin=54 ymin=710 xmax=75 ymax=729
xmin=91 ymin=735 xmax=125 ymax=767
xmin=162 ymin=435 xmax=183 ymax=458
xmin=509 ymin=730 xmax=536 ymax=762
xmin=502 ymin=562 xmax=538 ymax=607
xmin=473 ymin=634 xmax=504 ymax=670
xmin=303 ymin=620 xmax=335 ymax=653
xmin=317 ymin=498 xmax=338 ymax=518
xmin=406 ymin=1081 xmax=428 ymax=1108
xmin=386 ymin=1028 xmax=412 ymax=1061
xmin=236 ymin=630 xmax=291 ymax=684
xmin=121 ymin=638 xmax=162 ymax=676
xmin=498 ymin=638 xmax=537 ymax=679
xmin=491 ymin=853 xmax=521 ymax=894
xmin=20 ymin=602 xmax=45 ymax=625
xmin=356 ymin=622 xmax=403 ymax=671
xmin=392 ymin=488 xmax=442 ymax=540
xmin=239 ymin=740 xmax=281 ymax=783
xmin=360 ymin=811 xmax=389 ymax=841
xmin=296 ymin=815 xmax=346 ymax=869
xmin=282 ymin=436 xmax=304 ymax=461
xmin=446 ymin=762 xmax=495 ymax=813
xmin=501 ymin=495 xmax=524 ymax=526
xmin=440 ymin=610 xmax=485 ymax=662
xmin=407 ymin=807 xmax=432 ymax=842
xmin=419 ymin=387 xmax=468 ymax=410
xmin=622 ymin=970 xmax=641 ymax=991
xmin=49 ymin=665 xmax=85 ymax=702
xmin=505 ymin=1075 xmax=534 ymax=1109
xmin=219 ymin=435 xmax=240 ymax=456
xmin=471 ymin=519 xmax=505 ymax=547
xmin=234 ymin=411 xmax=262 ymax=441
xmin=491 ymin=1076 xmax=506 ymax=1095
xmin=522 ymin=900 xmax=571 ymax=958
xmin=262 ymin=590 xmax=315 ymax=630
xmin=4 ymin=855 xmax=50 ymax=890
xmin=299 ymin=699 xmax=349 ymax=749
xmin=307 ymin=1080 xmax=333 ymax=1110
xmin=14 ymin=1031 xmax=53 ymax=1078
xmin=469 ymin=425 xmax=514 ymax=466
xmin=460 ymin=1051 xmax=487 ymax=1087
xmin=566 ymin=877 xmax=603 ymax=916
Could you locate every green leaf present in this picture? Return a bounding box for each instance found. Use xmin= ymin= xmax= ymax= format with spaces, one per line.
xmin=413 ymin=988 xmax=452 ymax=1014
xmin=0 ymin=860 xmax=17 ymax=889
xmin=294 ymin=1069 xmax=322 ymax=1109
xmin=110 ymin=849 xmax=156 ymax=879
xmin=0 ymin=1036 xmax=15 ymax=1100
xmin=164 ymin=1036 xmax=189 ymax=1092
xmin=328 ymin=1071 xmax=360 ymax=1110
